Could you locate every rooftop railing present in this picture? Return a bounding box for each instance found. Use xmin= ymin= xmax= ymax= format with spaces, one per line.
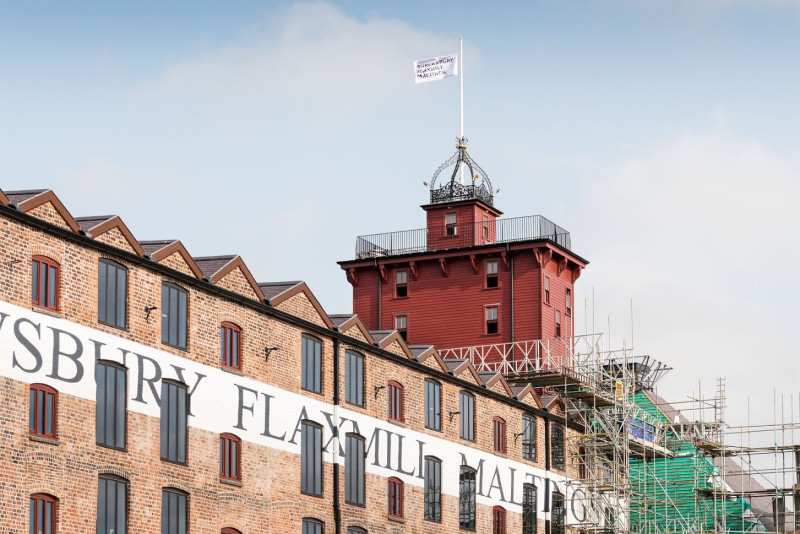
xmin=355 ymin=214 xmax=571 ymax=259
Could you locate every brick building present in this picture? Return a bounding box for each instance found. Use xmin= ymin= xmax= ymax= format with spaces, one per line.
xmin=0 ymin=182 xmax=585 ymax=533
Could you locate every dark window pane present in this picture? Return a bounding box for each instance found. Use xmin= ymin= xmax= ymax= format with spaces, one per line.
xmin=161 ymin=382 xmax=187 ymax=464
xmin=302 ymin=336 xmax=322 ymax=394
xmin=459 ymin=467 xmax=476 ymax=530
xmin=424 ymin=457 xmax=441 ymax=521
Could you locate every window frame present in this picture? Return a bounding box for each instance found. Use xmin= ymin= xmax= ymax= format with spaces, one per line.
xmin=492 ymin=506 xmax=506 ymax=534
xmin=555 ymin=309 xmax=562 ymax=338
xmin=219 ymin=433 xmax=242 ymax=482
xmin=395 ymin=270 xmax=408 ymax=298
xmin=424 ymin=379 xmax=442 ymax=431
xmin=96 ymin=361 xmax=127 ymax=450
xmin=522 ymin=484 xmax=537 ymax=534
xmin=483 ymin=216 xmax=489 ymax=240
xmin=29 ymin=383 xmax=58 ymax=440
xmin=566 ymin=287 xmax=572 ymax=316
xmin=161 ymin=282 xmax=188 ymax=350
xmin=459 ymin=465 xmax=477 ymax=531
xmin=345 ymin=433 xmax=366 ymax=506
xmin=220 ymin=322 xmax=242 ymax=370
xmin=387 ymin=476 xmax=404 ymax=519
xmin=302 ymin=518 xmax=324 ymax=534
xmin=485 ymin=305 xmax=499 ymax=335
xmin=161 ymin=487 xmax=188 ymax=534
xmin=459 ymin=390 xmax=475 ymax=442
xmin=552 ymin=492 xmax=566 ymax=534
xmin=30 ymin=493 xmax=58 ymax=534
xmin=445 ymin=212 xmax=458 ymax=236
xmin=551 ymin=423 xmax=565 ymax=471
xmin=97 ymin=258 xmax=128 ymax=329
xmin=394 ymin=314 xmax=407 ymax=341
xmin=301 ymin=334 xmax=323 ymax=394
xmin=387 ymin=381 xmax=404 ymax=422
xmin=160 ymin=379 xmax=189 ymax=465
xmin=345 ymin=350 xmax=365 ymax=408
xmin=486 ymin=260 xmax=498 ymax=288
xmin=97 ymin=474 xmax=128 ymax=534
xmin=522 ymin=413 xmax=536 ymax=461
xmin=544 ymin=276 xmax=551 ymax=305
xmin=301 ymin=420 xmax=323 ymax=497
xmin=424 ymin=456 xmax=442 ymax=522
xmin=493 ymin=416 xmax=507 ymax=454
xmin=32 ymin=255 xmax=60 ymax=311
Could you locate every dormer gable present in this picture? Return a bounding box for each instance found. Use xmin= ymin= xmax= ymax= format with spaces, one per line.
xmin=193 ymin=255 xmax=264 ymax=302
xmin=140 ymin=240 xmax=204 ymax=279
xmin=264 ymin=281 xmax=333 ymax=328
xmin=446 ymin=359 xmax=482 ymax=386
xmin=413 ymin=346 xmax=449 ymax=373
xmin=370 ymin=330 xmax=414 ymax=359
xmin=511 ymin=384 xmax=544 ymax=409
xmin=330 ymin=314 xmax=374 ymax=345
xmin=480 ymin=372 xmax=514 ymax=397
xmin=6 ymin=189 xmax=80 ymax=233
xmin=75 ymin=215 xmax=145 ymax=256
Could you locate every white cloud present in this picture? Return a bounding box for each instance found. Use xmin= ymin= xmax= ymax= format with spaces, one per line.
xmin=147 ymin=2 xmax=455 ymax=114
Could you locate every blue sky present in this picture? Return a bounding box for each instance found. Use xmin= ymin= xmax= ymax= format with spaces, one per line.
xmin=1 ymin=1 xmax=798 ymax=424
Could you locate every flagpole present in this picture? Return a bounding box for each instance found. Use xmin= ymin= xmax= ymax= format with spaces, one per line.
xmin=459 ymin=36 xmax=464 ymax=185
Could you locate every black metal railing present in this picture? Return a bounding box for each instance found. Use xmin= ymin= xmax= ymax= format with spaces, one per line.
xmin=354 ymin=215 xmax=571 ymax=259
xmin=430 ymin=182 xmax=493 ymax=206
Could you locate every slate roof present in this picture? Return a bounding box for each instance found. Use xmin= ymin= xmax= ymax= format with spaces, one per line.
xmin=5 ymin=189 xmax=47 ymax=206
xmin=139 ymin=240 xmax=178 ymax=257
xmin=258 ymin=281 xmax=302 ymax=302
xmin=329 ymin=314 xmax=356 ymax=329
xmin=75 ymin=215 xmax=115 ymax=233
xmin=193 ymin=255 xmax=236 ymax=279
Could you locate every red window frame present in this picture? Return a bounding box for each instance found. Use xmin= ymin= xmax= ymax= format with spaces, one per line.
xmin=32 ymin=255 xmax=60 ymax=311
xmin=395 ymin=315 xmax=407 ymax=341
xmin=485 ymin=306 xmax=498 ymax=335
xmin=387 ymin=477 xmax=404 ymax=519
xmin=486 ymin=260 xmax=498 ymax=288
xmin=395 ymin=270 xmax=408 ymax=298
xmin=220 ymin=433 xmax=241 ymax=482
xmin=544 ymin=276 xmax=550 ymax=305
xmin=29 ymin=383 xmax=57 ymax=439
xmin=493 ymin=417 xmax=506 ymax=454
xmin=30 ymin=493 xmax=58 ymax=534
xmin=387 ymin=381 xmax=404 ymax=422
xmin=220 ymin=322 xmax=242 ymax=370
xmin=493 ymin=506 xmax=506 ymax=534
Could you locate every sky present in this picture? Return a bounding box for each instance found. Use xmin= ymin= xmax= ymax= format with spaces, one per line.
xmin=1 ymin=0 xmax=798 ymax=432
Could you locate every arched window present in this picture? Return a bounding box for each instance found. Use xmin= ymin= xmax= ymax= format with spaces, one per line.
xmin=344 ymin=350 xmax=365 ymax=407
xmin=220 ymin=322 xmax=242 ymax=370
xmin=98 ymin=258 xmax=128 ymax=328
xmin=347 ymin=528 xmax=366 ymax=534
xmin=424 ymin=379 xmax=441 ymax=431
xmin=160 ymin=380 xmax=188 ymax=464
xmin=98 ymin=474 xmax=128 ymax=534
xmin=30 ymin=493 xmax=58 ymax=533
xmin=220 ymin=433 xmax=241 ymax=481
xmin=96 ymin=361 xmax=127 ymax=449
xmin=302 ymin=517 xmax=324 ymax=534
xmin=301 ymin=334 xmax=323 ymax=394
xmin=387 ymin=477 xmax=404 ymax=519
xmin=221 ymin=528 xmax=242 ymax=534
xmin=459 ymin=391 xmax=475 ymax=441
xmin=459 ymin=466 xmax=476 ymax=530
xmin=493 ymin=416 xmax=506 ymax=453
xmin=161 ymin=282 xmax=188 ymax=349
xmin=522 ymin=484 xmax=537 ymax=534
xmin=300 ymin=421 xmax=322 ymax=496
xmin=32 ymin=255 xmax=60 ymax=311
xmin=29 ymin=383 xmax=58 ymax=439
xmin=161 ymin=488 xmax=188 ymax=534
xmin=387 ymin=381 xmax=404 ymax=422
xmin=492 ymin=506 xmax=506 ymax=534
xmin=424 ymin=456 xmax=441 ymax=522
xmin=345 ymin=433 xmax=365 ymax=505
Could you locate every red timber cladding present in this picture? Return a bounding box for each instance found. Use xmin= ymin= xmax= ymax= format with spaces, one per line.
xmin=423 ymin=200 xmax=500 ymax=251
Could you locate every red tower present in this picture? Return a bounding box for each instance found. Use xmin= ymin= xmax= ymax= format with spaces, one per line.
xmin=340 ymin=138 xmax=587 ymax=354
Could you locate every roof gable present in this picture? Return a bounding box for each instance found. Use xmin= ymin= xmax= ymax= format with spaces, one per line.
xmin=415 ymin=348 xmax=450 ymax=373
xmin=450 ymin=360 xmax=482 ymax=386
xmin=482 ymin=372 xmax=514 ymax=397
xmin=270 ymin=282 xmax=333 ymax=328
xmin=194 ymin=255 xmax=263 ymax=302
xmin=330 ymin=314 xmax=374 ymax=344
xmin=373 ymin=331 xmax=414 ymax=359
xmin=75 ymin=215 xmax=145 ymax=256
xmin=8 ymin=189 xmax=80 ymax=233
xmin=141 ymin=240 xmax=204 ymax=279
xmin=511 ymin=384 xmax=544 ymax=409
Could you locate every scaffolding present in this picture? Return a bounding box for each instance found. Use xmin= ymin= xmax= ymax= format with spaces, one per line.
xmin=440 ymin=335 xmax=800 ymax=534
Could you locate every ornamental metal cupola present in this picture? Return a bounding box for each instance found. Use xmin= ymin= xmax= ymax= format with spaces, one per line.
xmin=428 ymin=136 xmax=494 ymax=207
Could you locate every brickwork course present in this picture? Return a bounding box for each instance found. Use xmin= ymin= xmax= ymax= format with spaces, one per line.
xmin=0 ymin=187 xmax=584 ymax=534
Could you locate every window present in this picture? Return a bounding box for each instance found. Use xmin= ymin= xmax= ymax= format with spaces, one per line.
xmin=552 ymin=493 xmax=566 ymax=534
xmin=522 ymin=484 xmax=537 ymax=534
xmin=522 ymin=414 xmax=536 ymax=461
xmin=424 ymin=379 xmax=441 ymax=431
xmin=220 ymin=322 xmax=241 ymax=370
xmin=301 ymin=335 xmax=322 ymax=394
xmin=486 ymin=260 xmax=498 ymax=288
xmin=220 ymin=433 xmax=241 ymax=482
xmin=161 ymin=488 xmax=188 ymax=534
xmin=345 ymin=433 xmax=365 ymax=506
xmin=160 ymin=380 xmax=188 ymax=464
xmin=387 ymin=381 xmax=404 ymax=422
xmin=493 ymin=506 xmax=506 ymax=534
xmin=161 ymin=283 xmax=188 ymax=349
xmin=30 ymin=493 xmax=58 ymax=534
xmin=32 ymin=256 xmax=59 ymax=311
xmin=221 ymin=529 xmax=242 ymax=534
xmin=555 ymin=310 xmax=561 ymax=338
xmin=387 ymin=477 xmax=403 ymax=519
xmin=395 ymin=270 xmax=408 ymax=298
xmin=301 ymin=421 xmax=322 ymax=496
xmin=483 ymin=216 xmax=489 ymax=239
xmin=551 ymin=423 xmax=565 ymax=471
xmin=486 ymin=306 xmax=498 ymax=334
xmin=493 ymin=417 xmax=506 ymax=453
xmin=302 ymin=518 xmax=324 ymax=534
xmin=97 ymin=475 xmax=127 ymax=534
xmin=544 ymin=276 xmax=550 ymax=305
xmin=459 ymin=391 xmax=474 ymax=441
xmin=566 ymin=288 xmax=572 ymax=316
xmin=459 ymin=466 xmax=476 ymax=530
xmin=424 ymin=456 xmax=441 ymax=522
xmin=345 ymin=350 xmax=365 ymax=407
xmin=96 ymin=362 xmax=127 ymax=449
xmin=395 ymin=315 xmax=407 ymax=341
xmin=347 ymin=529 xmax=366 ymax=534
xmin=98 ymin=259 xmax=127 ymax=328
xmin=445 ymin=213 xmax=457 ymax=236
xmin=29 ymin=383 xmax=57 ymax=439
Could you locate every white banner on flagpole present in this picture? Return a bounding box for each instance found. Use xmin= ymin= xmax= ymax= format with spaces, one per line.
xmin=414 ymin=53 xmax=458 ymax=84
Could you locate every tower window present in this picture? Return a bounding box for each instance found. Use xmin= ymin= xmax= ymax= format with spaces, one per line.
xmin=556 ymin=310 xmax=561 ymax=338
xmin=445 ymin=213 xmax=457 ymax=236
xmin=483 ymin=216 xmax=489 ymax=239
xmin=395 ymin=270 xmax=408 ymax=298
xmin=486 ymin=306 xmax=498 ymax=334
xmin=566 ymin=288 xmax=572 ymax=316
xmin=395 ymin=315 xmax=407 ymax=341
xmin=544 ymin=276 xmax=550 ymax=305
xmin=486 ymin=260 xmax=498 ymax=288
